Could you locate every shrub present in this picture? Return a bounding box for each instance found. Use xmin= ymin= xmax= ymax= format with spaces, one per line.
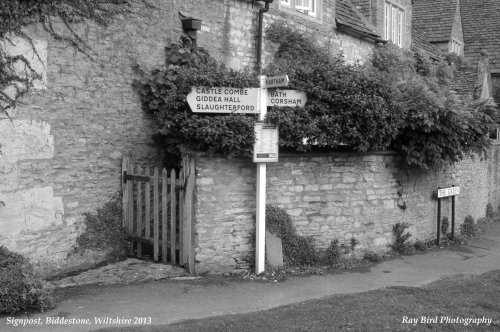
xmin=364 ymin=251 xmax=383 ymax=262
xmin=0 ymin=246 xmax=54 ymax=314
xmin=266 ymin=206 xmax=317 ymax=266
xmin=486 ymin=203 xmax=494 ymax=219
xmin=74 ymin=195 xmax=128 ymax=258
xmin=136 ymin=37 xmax=258 ymax=160
xmin=369 ymin=43 xmax=495 ymax=171
xmin=414 ymin=240 xmax=428 ymax=252
xmin=441 ymin=216 xmax=449 ymax=235
xmin=391 ymin=222 xmax=412 ymax=253
xmin=265 ymin=24 xmax=404 ymax=153
xmin=460 ymin=215 xmax=480 ymax=239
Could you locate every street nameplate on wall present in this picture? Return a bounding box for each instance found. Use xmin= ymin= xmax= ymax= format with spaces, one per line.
xmin=253 ymin=123 xmax=279 ymax=163
xmin=187 ymin=87 xmax=259 ymax=113
xmin=267 ymin=90 xmax=307 ymax=107
xmin=438 ymin=186 xmax=460 ymax=198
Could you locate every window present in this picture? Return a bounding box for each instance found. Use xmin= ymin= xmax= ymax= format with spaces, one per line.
xmin=281 ymin=0 xmax=319 ymax=18
xmin=450 ymin=39 xmax=463 ymax=56
xmin=384 ymin=1 xmax=405 ymax=47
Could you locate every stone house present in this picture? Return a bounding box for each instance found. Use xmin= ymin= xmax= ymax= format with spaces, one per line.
xmin=1 ymin=0 xmax=499 ymax=276
xmin=0 ymin=0 xmax=413 ymax=277
xmin=460 ymin=0 xmax=500 ymax=104
xmin=412 ymin=0 xmax=493 ymax=101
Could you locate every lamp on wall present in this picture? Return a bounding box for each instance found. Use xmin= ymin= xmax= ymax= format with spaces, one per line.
xmin=179 ymin=11 xmax=202 ymax=49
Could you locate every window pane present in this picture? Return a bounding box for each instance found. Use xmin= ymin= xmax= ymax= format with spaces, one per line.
xmin=385 ymin=4 xmax=391 ymax=40
xmin=295 ymin=0 xmax=312 ymax=11
xmin=392 ymin=7 xmax=397 ymax=42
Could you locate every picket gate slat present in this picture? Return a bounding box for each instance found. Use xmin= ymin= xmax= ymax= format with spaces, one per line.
xmin=136 ymin=166 xmax=143 ymax=258
xmin=145 ymin=167 xmax=151 ymax=240
xmin=170 ymin=169 xmax=177 ymax=265
xmin=161 ymin=169 xmax=168 ymax=264
xmin=178 ymin=168 xmax=185 ymax=265
xmin=153 ymin=168 xmax=159 ymax=261
xmin=122 ymin=157 xmax=194 ymax=270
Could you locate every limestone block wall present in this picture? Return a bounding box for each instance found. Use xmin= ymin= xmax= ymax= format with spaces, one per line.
xmin=191 ymin=143 xmax=500 ymax=274
xmin=0 ymin=0 xmax=394 ymax=276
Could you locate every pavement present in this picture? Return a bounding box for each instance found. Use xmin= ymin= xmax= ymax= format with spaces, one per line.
xmin=1 ymin=221 xmax=500 ymax=332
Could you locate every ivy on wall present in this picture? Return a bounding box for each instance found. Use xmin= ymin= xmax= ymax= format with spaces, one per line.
xmin=138 ymin=22 xmax=496 ymax=171
xmin=0 ymin=0 xmax=151 ymax=119
xmin=136 ymin=37 xmax=259 ymax=162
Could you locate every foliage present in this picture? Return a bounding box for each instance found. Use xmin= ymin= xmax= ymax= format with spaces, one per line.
xmin=265 ymin=205 xmax=358 ymax=267
xmin=264 ymin=23 xmax=404 ymax=153
xmin=265 ymin=205 xmax=317 ymax=266
xmin=460 ymin=215 xmax=480 ymax=240
xmin=486 ymin=203 xmax=494 ymax=219
xmin=0 ymin=0 xmax=149 ymax=118
xmin=369 ymin=43 xmax=495 ymax=170
xmin=413 ymin=240 xmax=428 ymax=252
xmin=364 ymin=251 xmax=382 ymax=262
xmin=0 ymin=246 xmax=54 ymax=314
xmin=391 ymin=222 xmax=412 ymax=253
xmin=74 ymin=195 xmax=128 ymax=258
xmin=136 ymin=37 xmax=258 ymax=159
xmin=441 ymin=216 xmax=449 ymax=234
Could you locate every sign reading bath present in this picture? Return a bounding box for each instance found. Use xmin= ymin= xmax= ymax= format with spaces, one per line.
xmin=437 ymin=186 xmax=460 ymax=198
xmin=267 ymin=90 xmax=307 ymax=107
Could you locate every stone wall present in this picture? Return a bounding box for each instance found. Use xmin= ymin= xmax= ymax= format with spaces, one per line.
xmin=191 ymin=142 xmax=500 ymax=274
xmin=0 ymin=0 xmax=373 ymax=277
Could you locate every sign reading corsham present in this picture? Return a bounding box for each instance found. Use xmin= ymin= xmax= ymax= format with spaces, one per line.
xmin=187 ymin=87 xmax=259 ymax=113
xmin=437 ymin=186 xmax=460 ymax=198
xmin=267 ymin=90 xmax=307 ymax=107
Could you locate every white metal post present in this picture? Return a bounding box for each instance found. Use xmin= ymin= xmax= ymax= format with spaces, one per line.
xmin=255 ymin=75 xmax=267 ymax=275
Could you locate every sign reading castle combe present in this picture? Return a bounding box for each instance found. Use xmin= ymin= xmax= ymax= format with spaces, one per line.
xmin=187 ymin=87 xmax=259 ymax=113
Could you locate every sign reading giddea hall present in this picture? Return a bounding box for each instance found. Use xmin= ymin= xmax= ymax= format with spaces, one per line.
xmin=187 ymin=87 xmax=259 ymax=113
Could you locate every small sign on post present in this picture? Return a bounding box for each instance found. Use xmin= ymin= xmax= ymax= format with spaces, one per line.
xmin=437 ymin=186 xmax=460 ymax=198
xmin=265 ymin=75 xmax=289 ymax=88
xmin=253 ymin=123 xmax=279 ymax=163
xmin=436 ymin=185 xmax=460 ymax=244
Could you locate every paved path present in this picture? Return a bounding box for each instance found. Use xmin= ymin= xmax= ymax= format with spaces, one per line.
xmin=2 ymin=222 xmax=500 ymax=332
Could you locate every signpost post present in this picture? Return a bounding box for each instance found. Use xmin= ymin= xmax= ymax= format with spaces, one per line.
xmin=436 ymin=185 xmax=460 ymax=244
xmin=186 ymin=75 xmax=306 ymax=275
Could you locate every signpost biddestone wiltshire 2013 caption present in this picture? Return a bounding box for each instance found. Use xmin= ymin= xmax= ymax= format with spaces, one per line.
xmin=187 ymin=74 xmax=306 ymax=274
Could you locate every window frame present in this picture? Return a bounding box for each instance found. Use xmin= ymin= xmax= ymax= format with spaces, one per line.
xmin=384 ymin=1 xmax=405 ymax=48
xmin=450 ymin=38 xmax=463 ymax=56
xmin=280 ymin=0 xmax=320 ymax=19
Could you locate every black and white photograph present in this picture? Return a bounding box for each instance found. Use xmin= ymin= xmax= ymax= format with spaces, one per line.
xmin=0 ymin=0 xmax=499 ymax=331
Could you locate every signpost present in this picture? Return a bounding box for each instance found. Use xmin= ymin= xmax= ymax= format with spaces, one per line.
xmin=186 ymin=76 xmax=306 ymax=275
xmin=436 ymin=185 xmax=460 ymax=244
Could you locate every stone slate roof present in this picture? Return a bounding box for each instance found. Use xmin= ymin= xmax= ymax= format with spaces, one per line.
xmin=461 ymin=0 xmax=500 ymax=73
xmin=450 ymin=69 xmax=477 ymax=98
xmin=336 ymin=0 xmax=381 ymax=40
xmin=413 ymin=0 xmax=458 ymax=42
xmin=411 ymin=26 xmax=443 ymax=56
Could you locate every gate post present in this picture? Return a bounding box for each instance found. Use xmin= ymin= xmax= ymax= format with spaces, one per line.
xmin=122 ymin=155 xmax=131 ymax=228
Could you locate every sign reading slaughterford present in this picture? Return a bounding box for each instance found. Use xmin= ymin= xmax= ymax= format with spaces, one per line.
xmin=187 ymin=87 xmax=259 ymax=113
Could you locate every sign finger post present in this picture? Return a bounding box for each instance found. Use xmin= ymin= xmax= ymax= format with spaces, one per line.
xmin=186 ymin=74 xmax=306 ymax=274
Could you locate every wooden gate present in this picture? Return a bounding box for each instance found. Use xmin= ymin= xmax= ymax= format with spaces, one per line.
xmin=121 ymin=155 xmax=195 ymax=273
